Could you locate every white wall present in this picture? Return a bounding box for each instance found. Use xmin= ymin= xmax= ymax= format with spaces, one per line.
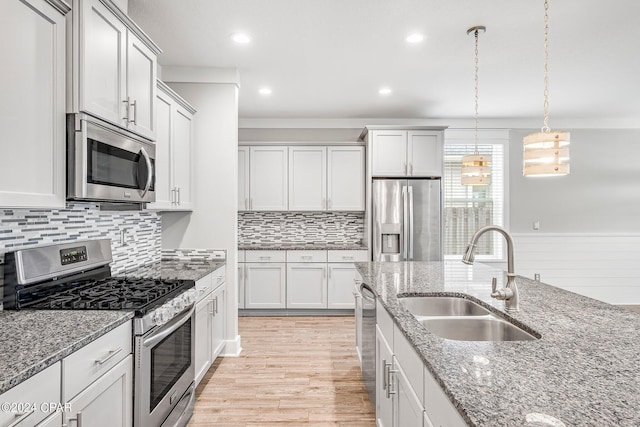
xmin=508 ymin=128 xmax=640 ymax=303
xmin=161 ymin=82 xmax=241 ymax=354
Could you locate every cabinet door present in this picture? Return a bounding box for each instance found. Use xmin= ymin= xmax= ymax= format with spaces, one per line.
xmin=238 ymin=147 xmax=250 ymax=211
xmin=371 ymin=130 xmax=407 ymax=176
xmin=194 ymin=295 xmax=213 ymax=386
xmin=65 ymin=355 xmax=132 ymax=427
xmin=286 ymin=264 xmax=327 ymax=309
xmin=376 ymin=326 xmax=393 ymax=427
xmin=393 ymin=357 xmax=425 ymax=427
xmin=126 ymin=32 xmax=157 ymax=140
xmin=245 ymin=263 xmax=286 ymax=308
xmin=288 ymin=146 xmax=326 ymax=211
xmin=147 ymin=89 xmax=173 ymax=209
xmin=327 ymin=147 xmax=365 ymax=211
xmin=80 ymin=0 xmax=127 ymax=127
xmin=37 ymin=412 xmax=62 ymax=427
xmin=250 ymin=147 xmax=288 ymax=211
xmin=211 ymin=284 xmax=226 ymax=359
xmin=407 ymin=131 xmax=443 ymax=177
xmin=172 ymin=104 xmax=194 ymax=209
xmin=327 ymin=264 xmax=357 ymax=309
xmin=0 ymin=0 xmax=66 ymax=208
xmin=238 ymin=264 xmax=245 ymax=309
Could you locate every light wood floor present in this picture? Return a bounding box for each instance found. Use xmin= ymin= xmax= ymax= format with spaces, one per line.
xmin=188 ymin=316 xmax=375 ymax=426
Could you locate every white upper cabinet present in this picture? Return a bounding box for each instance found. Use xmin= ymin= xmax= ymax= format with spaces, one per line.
xmin=327 ymin=146 xmax=365 ymax=211
xmin=407 ymin=131 xmax=443 ymax=177
xmin=147 ymin=82 xmax=195 ymax=211
xmin=72 ymin=0 xmax=160 ymax=141
xmin=289 ymin=146 xmax=327 ymax=211
xmin=249 ymin=146 xmax=288 ymax=211
xmin=0 ymin=0 xmax=68 ymax=208
xmin=371 ymin=130 xmax=407 ymax=176
xmin=238 ymin=147 xmax=250 ymax=211
xmin=369 ymin=129 xmax=444 ymax=177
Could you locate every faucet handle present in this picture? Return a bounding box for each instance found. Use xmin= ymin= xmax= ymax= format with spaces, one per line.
xmin=491 ymin=277 xmax=497 ymax=294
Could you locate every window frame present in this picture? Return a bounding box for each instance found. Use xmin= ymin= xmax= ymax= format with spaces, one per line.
xmin=443 ymin=129 xmax=510 ymax=264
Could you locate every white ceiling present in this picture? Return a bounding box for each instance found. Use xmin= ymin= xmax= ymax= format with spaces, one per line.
xmin=128 ymin=0 xmax=640 ymax=125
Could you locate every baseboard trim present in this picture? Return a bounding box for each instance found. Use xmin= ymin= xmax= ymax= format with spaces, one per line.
xmin=221 ymin=335 xmax=242 ymax=357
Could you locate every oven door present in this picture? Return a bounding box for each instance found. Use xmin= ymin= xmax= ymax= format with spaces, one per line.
xmin=135 ymin=306 xmax=195 ymax=427
xmin=67 ymin=113 xmax=156 ymax=203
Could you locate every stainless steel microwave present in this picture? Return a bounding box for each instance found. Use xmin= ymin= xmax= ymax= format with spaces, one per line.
xmin=67 ymin=113 xmax=156 ymax=204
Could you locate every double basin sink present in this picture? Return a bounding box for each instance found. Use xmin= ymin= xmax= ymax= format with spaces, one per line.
xmin=399 ymin=296 xmax=539 ymax=341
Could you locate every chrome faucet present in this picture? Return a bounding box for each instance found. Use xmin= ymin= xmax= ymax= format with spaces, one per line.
xmin=461 ymin=225 xmax=519 ymax=313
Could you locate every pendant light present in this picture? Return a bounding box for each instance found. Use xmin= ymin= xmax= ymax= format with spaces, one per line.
xmin=461 ymin=26 xmax=491 ymax=186
xmin=523 ymin=0 xmax=570 ymax=176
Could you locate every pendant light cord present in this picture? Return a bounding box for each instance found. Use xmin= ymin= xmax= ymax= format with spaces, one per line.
xmin=474 ymin=29 xmax=480 ymax=152
xmin=542 ymin=0 xmax=550 ymax=132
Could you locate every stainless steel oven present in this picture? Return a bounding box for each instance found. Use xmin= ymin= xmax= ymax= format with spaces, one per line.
xmin=67 ymin=113 xmax=156 ymax=204
xmin=135 ymin=304 xmax=196 ymax=427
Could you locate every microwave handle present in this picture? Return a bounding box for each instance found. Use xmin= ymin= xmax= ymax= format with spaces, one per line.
xmin=139 ymin=147 xmax=153 ymax=197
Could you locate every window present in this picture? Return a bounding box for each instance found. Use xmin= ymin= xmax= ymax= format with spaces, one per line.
xmin=443 ymin=130 xmax=508 ymax=260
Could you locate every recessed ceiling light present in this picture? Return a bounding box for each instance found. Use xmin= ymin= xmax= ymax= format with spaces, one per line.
xmin=231 ymin=33 xmax=251 ymax=44
xmin=259 ymin=88 xmax=272 ymax=95
xmin=378 ymin=87 xmax=392 ymax=95
xmin=405 ymin=33 xmax=424 ymax=44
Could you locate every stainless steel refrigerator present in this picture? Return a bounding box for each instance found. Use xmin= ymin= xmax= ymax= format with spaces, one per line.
xmin=372 ymin=178 xmax=442 ymax=261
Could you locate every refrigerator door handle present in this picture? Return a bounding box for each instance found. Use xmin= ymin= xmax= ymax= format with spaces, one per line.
xmin=402 ymin=186 xmax=409 ymax=260
xmin=408 ymin=186 xmax=414 ymax=260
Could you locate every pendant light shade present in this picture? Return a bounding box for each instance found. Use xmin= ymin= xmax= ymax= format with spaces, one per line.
xmin=462 ymin=26 xmax=490 ymax=186
xmin=523 ymin=131 xmax=570 ymax=176
xmin=523 ymin=0 xmax=570 ymax=177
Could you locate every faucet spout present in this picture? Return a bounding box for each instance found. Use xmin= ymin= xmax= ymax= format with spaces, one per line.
xmin=461 ymin=225 xmax=519 ymax=312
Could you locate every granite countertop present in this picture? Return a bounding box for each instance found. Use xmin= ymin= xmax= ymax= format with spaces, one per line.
xmin=0 ymin=310 xmax=132 ymax=394
xmin=121 ymin=259 xmax=225 ymax=282
xmin=239 ymin=243 xmax=368 ymax=251
xmin=355 ymin=261 xmax=640 ymax=427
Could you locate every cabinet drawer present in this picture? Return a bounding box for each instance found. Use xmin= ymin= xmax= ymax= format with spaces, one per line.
xmin=0 ymin=363 xmax=60 ymax=427
xmin=245 ymin=250 xmax=286 ymax=263
xmin=213 ymin=265 xmax=226 ymax=290
xmin=328 ymin=250 xmax=368 ymax=263
xmin=62 ymin=321 xmax=131 ymax=400
xmin=195 ymin=273 xmax=213 ymax=302
xmin=394 ymin=324 xmax=424 ymax=403
xmin=376 ymin=303 xmax=394 ymax=344
xmin=237 ymin=250 xmax=245 ymax=262
xmin=287 ymin=250 xmax=327 ymax=263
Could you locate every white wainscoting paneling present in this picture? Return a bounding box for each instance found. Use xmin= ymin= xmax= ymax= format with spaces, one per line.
xmin=512 ymin=233 xmax=640 ymax=305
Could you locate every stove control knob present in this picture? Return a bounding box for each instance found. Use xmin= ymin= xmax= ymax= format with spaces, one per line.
xmin=162 ymin=303 xmax=176 ymax=319
xmin=182 ymin=289 xmax=197 ymax=305
xmin=153 ymin=307 xmax=169 ymax=326
xmin=172 ymin=297 xmax=185 ymax=312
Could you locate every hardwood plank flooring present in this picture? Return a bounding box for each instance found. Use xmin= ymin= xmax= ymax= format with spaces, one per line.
xmin=189 ymin=316 xmax=375 ymax=426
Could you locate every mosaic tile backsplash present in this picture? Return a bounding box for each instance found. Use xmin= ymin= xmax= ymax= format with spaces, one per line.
xmin=238 ymin=211 xmax=364 ymax=245
xmin=0 ymin=203 xmax=161 ymax=275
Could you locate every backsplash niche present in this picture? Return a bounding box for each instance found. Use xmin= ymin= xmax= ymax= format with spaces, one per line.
xmin=238 ymin=211 xmax=364 ymax=245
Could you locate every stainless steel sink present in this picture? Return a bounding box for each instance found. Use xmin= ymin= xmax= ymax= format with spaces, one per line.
xmin=419 ymin=316 xmax=538 ymax=341
xmin=400 ymin=296 xmax=491 ymax=316
xmin=399 ymin=296 xmax=539 ymax=341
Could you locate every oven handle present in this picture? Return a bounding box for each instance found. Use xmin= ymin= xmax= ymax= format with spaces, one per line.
xmin=143 ymin=305 xmax=194 ymax=349
xmin=139 ymin=146 xmax=153 ymax=198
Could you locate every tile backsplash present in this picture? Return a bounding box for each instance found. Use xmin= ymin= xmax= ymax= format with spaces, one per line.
xmin=238 ymin=211 xmax=364 ymax=245
xmin=0 ymin=203 xmax=161 ymax=274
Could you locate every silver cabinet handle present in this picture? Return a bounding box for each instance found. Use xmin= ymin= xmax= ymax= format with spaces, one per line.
xmin=122 ymin=97 xmax=130 ymax=121
xmin=177 ymin=187 xmax=181 ymax=205
xmin=129 ymin=99 xmax=137 ymax=124
xmin=259 ymin=256 xmax=271 ymax=261
xmin=385 ymin=361 xmax=398 ymax=398
xmin=408 ymin=186 xmax=414 ymax=260
xmin=69 ymin=411 xmax=83 ymax=427
xmin=4 ymin=409 xmax=36 ymax=427
xmin=402 ymin=186 xmax=409 ymax=260
xmin=301 ymin=255 xmax=312 ymax=261
xmin=95 ymin=347 xmax=123 ymax=365
xmin=213 ymin=296 xmax=218 ymax=315
xmin=171 ymin=188 xmax=176 ymax=205
xmin=208 ymin=299 xmax=214 ymax=315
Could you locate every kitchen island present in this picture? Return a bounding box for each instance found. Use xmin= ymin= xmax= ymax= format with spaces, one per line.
xmin=355 ymin=261 xmax=640 ymax=426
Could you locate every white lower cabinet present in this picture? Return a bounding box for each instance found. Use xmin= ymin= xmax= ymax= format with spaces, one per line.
xmin=375 ymin=326 xmax=393 ymax=427
xmin=194 ymin=289 xmax=213 ymax=386
xmin=238 ymin=264 xmax=245 ymax=309
xmin=211 ymin=282 xmax=226 ymax=359
xmin=287 ymin=263 xmax=327 ymax=309
xmin=0 ymin=362 xmax=60 ymax=427
xmin=375 ymin=304 xmax=467 ymax=427
xmin=328 ymin=264 xmax=359 ymax=309
xmin=245 ymin=263 xmax=286 ymax=309
xmin=64 ymin=355 xmax=132 ymax=427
